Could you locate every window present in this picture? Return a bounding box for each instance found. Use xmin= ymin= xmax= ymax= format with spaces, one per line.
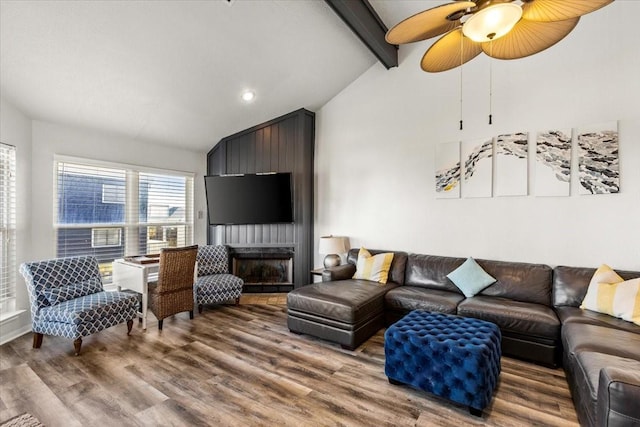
xmin=91 ymin=228 xmax=122 ymax=248
xmin=1 ymin=143 xmax=17 ymax=314
xmin=55 ymin=158 xmax=194 ymax=282
xmin=102 ymin=184 xmax=125 ymax=204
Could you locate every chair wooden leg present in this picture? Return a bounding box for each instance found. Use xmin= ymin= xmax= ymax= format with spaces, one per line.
xmin=158 ymin=319 xmax=163 ymax=330
xmin=127 ymin=319 xmax=133 ymax=335
xmin=189 ymin=310 xmax=194 ymax=319
xmin=73 ymin=338 xmax=82 ymax=356
xmin=32 ymin=333 xmax=43 ymax=349
xmin=235 ymin=297 xmax=240 ymax=306
xmin=198 ymin=304 xmax=203 ymax=314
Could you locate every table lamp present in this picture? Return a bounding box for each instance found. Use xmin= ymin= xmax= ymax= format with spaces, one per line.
xmin=319 ymin=235 xmax=347 ymax=268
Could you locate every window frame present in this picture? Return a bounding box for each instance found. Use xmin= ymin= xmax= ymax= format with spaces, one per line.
xmin=54 ymin=155 xmax=195 ymax=283
xmin=0 ymin=143 xmax=17 ymax=315
xmin=91 ymin=227 xmax=123 ymax=248
xmin=101 ymin=183 xmax=125 ymax=204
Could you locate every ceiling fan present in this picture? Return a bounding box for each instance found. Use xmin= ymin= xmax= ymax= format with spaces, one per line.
xmin=386 ymin=0 xmax=614 ymax=72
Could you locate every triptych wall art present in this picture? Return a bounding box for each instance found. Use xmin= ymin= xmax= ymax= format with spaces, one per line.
xmin=435 ymin=121 xmax=619 ymax=199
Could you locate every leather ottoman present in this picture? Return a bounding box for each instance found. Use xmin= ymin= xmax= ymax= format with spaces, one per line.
xmin=287 ymin=279 xmax=398 ymax=350
xmin=385 ymin=310 xmax=501 ymax=415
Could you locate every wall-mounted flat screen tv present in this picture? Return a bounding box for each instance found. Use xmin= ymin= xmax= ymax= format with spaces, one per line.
xmin=204 ymin=173 xmax=293 ymax=225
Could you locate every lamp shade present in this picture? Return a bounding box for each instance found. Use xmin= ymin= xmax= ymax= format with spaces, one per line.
xmin=318 ymin=236 xmax=347 ymax=255
xmin=462 ymin=3 xmax=522 ymax=43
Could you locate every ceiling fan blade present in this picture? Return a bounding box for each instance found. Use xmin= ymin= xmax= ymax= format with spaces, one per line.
xmin=481 ymin=17 xmax=579 ymax=60
xmin=421 ymin=28 xmax=483 ymax=72
xmin=386 ymin=1 xmax=475 ymax=44
xmin=522 ymin=0 xmax=613 ymax=22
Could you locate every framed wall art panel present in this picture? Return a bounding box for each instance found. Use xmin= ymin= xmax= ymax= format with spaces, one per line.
xmin=435 ymin=141 xmax=461 ymax=199
xmin=461 ymin=138 xmax=493 ymax=198
xmin=495 ymin=132 xmax=528 ymax=196
xmin=535 ymin=129 xmax=572 ymax=197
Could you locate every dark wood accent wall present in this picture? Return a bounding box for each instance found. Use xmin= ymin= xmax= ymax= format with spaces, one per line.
xmin=207 ymin=108 xmax=315 ymax=290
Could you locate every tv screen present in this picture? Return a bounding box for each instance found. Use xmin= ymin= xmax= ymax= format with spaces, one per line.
xmin=204 ymin=173 xmax=293 ymax=225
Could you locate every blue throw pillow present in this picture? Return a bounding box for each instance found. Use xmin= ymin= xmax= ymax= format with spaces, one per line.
xmin=447 ymin=257 xmax=496 ymax=298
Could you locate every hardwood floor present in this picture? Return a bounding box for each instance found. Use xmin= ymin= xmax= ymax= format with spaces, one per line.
xmin=0 ymin=295 xmax=578 ymax=426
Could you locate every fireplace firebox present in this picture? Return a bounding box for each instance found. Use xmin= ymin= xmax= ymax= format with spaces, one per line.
xmin=231 ymin=247 xmax=294 ymax=292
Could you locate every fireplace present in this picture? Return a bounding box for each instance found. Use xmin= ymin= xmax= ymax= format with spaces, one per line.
xmin=231 ymin=247 xmax=294 ymax=292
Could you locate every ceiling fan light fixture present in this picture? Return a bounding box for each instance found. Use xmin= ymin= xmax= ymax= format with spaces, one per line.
xmin=462 ymin=3 xmax=523 ymax=42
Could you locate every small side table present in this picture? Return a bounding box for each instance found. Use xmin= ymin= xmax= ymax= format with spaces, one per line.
xmin=310 ymin=268 xmax=324 ymax=276
xmin=310 ymin=268 xmax=324 ymax=282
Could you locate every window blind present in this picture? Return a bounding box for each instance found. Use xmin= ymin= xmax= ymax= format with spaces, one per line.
xmin=0 ymin=143 xmax=17 ymax=310
xmin=55 ymin=159 xmax=194 ymax=282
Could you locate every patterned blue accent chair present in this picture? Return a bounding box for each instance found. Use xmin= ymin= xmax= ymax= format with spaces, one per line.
xmin=20 ymin=256 xmax=139 ymax=355
xmin=194 ymin=245 xmax=244 ymax=313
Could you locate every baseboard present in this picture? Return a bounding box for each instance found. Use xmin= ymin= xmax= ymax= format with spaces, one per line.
xmin=0 ymin=311 xmax=31 ymax=345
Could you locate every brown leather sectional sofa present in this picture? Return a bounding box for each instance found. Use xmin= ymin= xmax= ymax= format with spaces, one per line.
xmin=286 ymin=249 xmax=640 ymax=427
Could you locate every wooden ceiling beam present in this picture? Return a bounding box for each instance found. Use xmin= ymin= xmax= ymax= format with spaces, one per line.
xmin=325 ymin=0 xmax=398 ymax=69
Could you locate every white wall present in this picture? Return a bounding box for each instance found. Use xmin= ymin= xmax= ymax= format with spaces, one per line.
xmin=0 ymin=97 xmax=33 ymax=343
xmin=31 ymin=120 xmax=208 ymax=263
xmin=0 ymin=110 xmax=208 ymax=344
xmin=315 ymin=2 xmax=640 ymax=271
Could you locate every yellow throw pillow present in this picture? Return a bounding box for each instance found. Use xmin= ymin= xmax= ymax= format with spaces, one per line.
xmin=580 ymin=264 xmax=640 ymax=326
xmin=352 ymin=247 xmax=394 ymax=284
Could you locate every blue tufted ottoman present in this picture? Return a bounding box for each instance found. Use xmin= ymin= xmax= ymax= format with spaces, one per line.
xmin=384 ymin=310 xmax=501 ymax=416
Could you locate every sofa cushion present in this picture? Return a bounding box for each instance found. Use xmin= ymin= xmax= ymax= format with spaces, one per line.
xmin=447 ymin=257 xmax=496 ymax=297
xmin=195 ymin=274 xmax=243 ymax=304
xmin=346 ymin=248 xmax=408 ymax=286
xmin=197 ymin=245 xmax=229 ymax=276
xmin=457 ymin=296 xmax=560 ymax=339
xmin=580 ymin=265 xmax=639 ymax=325
xmin=404 ymin=254 xmax=465 ymax=293
xmin=562 ymin=323 xmax=640 ymax=360
xmin=553 ymin=265 xmax=640 ymax=307
xmin=287 ymin=279 xmax=398 ymax=324
xmin=586 ymin=264 xmax=624 ymax=287
xmin=38 ymin=291 xmax=139 ymax=325
xmin=476 ymin=259 xmax=553 ymax=306
xmin=352 ymin=248 xmax=394 ymax=284
xmin=43 ymin=277 xmax=103 ymax=305
xmin=384 ymin=287 xmax=464 ymax=314
xmin=556 ymin=306 xmax=640 ymax=334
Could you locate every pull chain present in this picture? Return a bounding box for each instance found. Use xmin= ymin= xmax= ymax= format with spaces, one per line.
xmin=489 ymin=39 xmax=493 ymax=125
xmin=459 ymin=32 xmax=463 ymax=130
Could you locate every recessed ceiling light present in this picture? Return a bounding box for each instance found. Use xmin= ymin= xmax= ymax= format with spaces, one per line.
xmin=241 ymin=90 xmax=255 ymax=102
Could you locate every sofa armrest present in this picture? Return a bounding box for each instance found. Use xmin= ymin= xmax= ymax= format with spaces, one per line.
xmin=597 ymin=365 xmax=640 ymax=427
xmin=322 ymin=264 xmax=356 ymax=282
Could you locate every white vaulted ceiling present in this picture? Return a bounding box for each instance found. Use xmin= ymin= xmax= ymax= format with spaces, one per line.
xmin=1 ymin=0 xmax=382 ymax=152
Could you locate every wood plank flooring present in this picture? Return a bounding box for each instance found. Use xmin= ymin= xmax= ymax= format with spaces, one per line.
xmin=0 ymin=295 xmax=578 ymax=426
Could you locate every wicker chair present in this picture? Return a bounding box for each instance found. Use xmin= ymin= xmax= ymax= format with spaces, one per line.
xmin=147 ymin=245 xmax=198 ymax=330
xmin=20 ymin=256 xmax=138 ymax=355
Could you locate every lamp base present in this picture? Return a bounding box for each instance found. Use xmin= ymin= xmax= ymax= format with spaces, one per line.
xmin=323 ymin=254 xmax=341 ymax=268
